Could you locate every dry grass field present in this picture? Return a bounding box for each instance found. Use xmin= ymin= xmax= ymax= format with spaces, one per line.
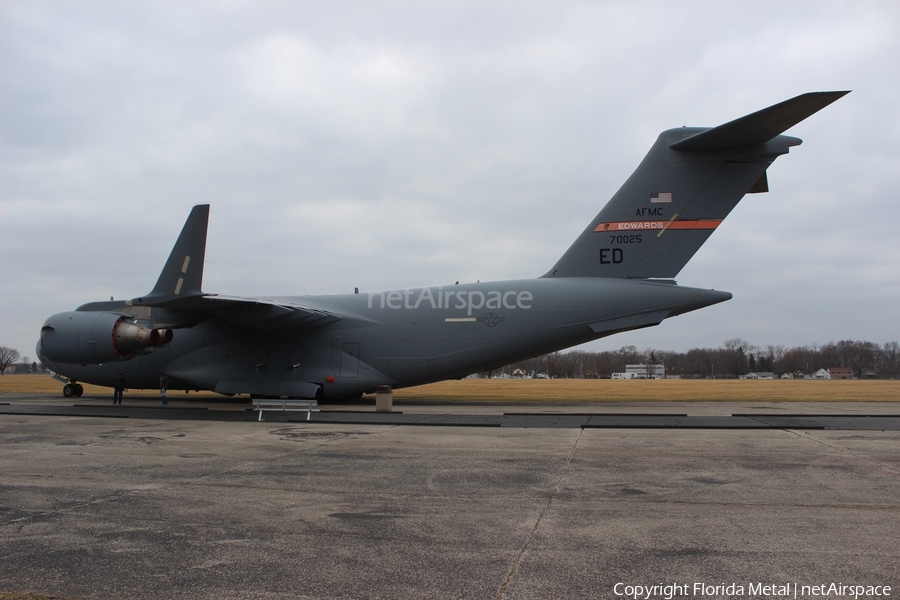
xmin=392 ymin=378 xmax=900 ymax=402
xmin=1 ymin=374 xmax=898 ymax=402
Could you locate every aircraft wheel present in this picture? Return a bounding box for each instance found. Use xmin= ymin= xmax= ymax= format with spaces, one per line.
xmin=63 ymin=383 xmax=76 ymax=398
xmin=75 ymin=384 xmax=84 ymax=397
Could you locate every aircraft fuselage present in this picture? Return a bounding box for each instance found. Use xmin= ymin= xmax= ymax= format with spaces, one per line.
xmin=39 ymin=277 xmax=729 ymax=397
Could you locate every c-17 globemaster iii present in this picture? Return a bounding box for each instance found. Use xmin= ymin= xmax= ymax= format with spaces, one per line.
xmin=37 ymin=91 xmax=849 ymax=399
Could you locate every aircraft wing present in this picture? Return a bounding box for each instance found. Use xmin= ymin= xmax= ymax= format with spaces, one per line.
xmin=197 ymin=295 xmax=343 ymax=332
xmin=124 ymin=205 xmax=342 ymax=333
xmin=134 ymin=294 xmax=342 ymax=333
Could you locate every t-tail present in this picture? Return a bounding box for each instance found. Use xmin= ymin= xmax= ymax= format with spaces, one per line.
xmin=545 ymin=91 xmax=849 ymax=279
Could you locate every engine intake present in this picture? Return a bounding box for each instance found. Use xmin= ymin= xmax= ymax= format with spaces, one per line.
xmin=39 ymin=311 xmax=173 ymax=365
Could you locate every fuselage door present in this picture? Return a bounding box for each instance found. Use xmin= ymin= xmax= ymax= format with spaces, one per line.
xmin=340 ymin=343 xmax=360 ymax=378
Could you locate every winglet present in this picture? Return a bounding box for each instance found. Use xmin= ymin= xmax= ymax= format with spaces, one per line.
xmin=133 ymin=205 xmax=209 ymax=305
xmin=670 ymin=91 xmax=850 ymax=151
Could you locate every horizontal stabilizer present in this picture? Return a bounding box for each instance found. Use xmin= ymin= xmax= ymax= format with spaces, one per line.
xmin=670 ymin=91 xmax=850 ymax=151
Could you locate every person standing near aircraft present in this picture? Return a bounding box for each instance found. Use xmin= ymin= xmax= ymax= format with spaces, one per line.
xmin=159 ymin=372 xmax=168 ymax=406
xmin=113 ymin=373 xmax=126 ymax=405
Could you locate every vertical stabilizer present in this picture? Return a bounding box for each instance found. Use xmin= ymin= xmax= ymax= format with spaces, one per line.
xmin=545 ymin=91 xmax=849 ymax=279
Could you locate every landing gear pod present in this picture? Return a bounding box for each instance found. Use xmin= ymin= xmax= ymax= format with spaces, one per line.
xmin=38 ymin=311 xmax=173 ymax=364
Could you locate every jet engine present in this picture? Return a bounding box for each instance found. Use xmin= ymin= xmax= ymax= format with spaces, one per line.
xmin=38 ymin=311 xmax=173 ymax=364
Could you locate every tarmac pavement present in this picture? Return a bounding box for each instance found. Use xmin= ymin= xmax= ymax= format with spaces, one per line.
xmin=1 ymin=396 xmax=898 ymax=599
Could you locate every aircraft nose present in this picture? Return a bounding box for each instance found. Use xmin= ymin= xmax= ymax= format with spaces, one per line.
xmin=36 ymin=318 xmax=59 ymax=367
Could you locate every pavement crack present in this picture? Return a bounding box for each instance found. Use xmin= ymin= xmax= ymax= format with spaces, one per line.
xmin=787 ymin=429 xmax=900 ymax=475
xmin=496 ymin=428 xmax=583 ymax=599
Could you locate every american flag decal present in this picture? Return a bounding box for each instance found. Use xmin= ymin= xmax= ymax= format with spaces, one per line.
xmin=651 ymin=192 xmax=672 ymax=203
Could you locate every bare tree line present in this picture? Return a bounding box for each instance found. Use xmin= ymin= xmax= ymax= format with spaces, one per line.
xmin=502 ymin=339 xmax=900 ymax=380
xmin=4 ymin=340 xmax=898 ymax=380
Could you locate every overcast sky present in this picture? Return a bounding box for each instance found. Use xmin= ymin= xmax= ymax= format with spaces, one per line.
xmin=2 ymin=1 xmax=898 ymax=362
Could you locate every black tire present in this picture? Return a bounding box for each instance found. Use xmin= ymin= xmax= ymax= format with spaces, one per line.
xmin=75 ymin=384 xmax=84 ymax=397
xmin=63 ymin=383 xmax=76 ymax=398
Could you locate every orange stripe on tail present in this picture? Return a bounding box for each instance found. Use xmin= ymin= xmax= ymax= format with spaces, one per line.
xmin=594 ymin=219 xmax=723 ymax=232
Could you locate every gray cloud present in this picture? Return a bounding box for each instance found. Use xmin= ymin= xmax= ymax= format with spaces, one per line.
xmin=2 ymin=0 xmax=899 ymax=360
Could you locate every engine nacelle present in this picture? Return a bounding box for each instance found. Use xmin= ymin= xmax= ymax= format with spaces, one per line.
xmin=38 ymin=311 xmax=173 ymax=365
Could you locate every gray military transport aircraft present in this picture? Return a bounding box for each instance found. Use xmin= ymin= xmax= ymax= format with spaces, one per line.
xmin=38 ymin=91 xmax=848 ymax=399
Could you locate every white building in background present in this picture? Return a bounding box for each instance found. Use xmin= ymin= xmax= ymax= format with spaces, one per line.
xmin=745 ymin=372 xmax=775 ymax=380
xmin=811 ymin=368 xmax=831 ymax=380
xmin=625 ymin=364 xmax=665 ymax=379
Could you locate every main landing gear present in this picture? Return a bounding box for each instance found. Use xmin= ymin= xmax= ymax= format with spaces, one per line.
xmin=63 ymin=382 xmax=84 ymax=398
